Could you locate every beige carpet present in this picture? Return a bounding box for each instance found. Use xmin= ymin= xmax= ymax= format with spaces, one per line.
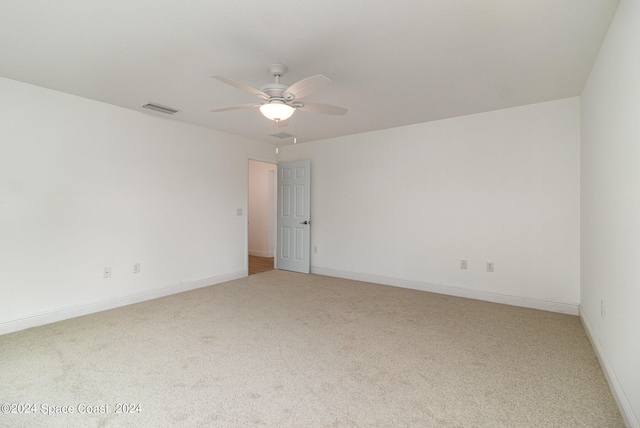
xmin=0 ymin=270 xmax=623 ymax=427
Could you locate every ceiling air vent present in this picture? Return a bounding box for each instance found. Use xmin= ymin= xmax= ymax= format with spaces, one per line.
xmin=142 ymin=103 xmax=180 ymax=115
xmin=270 ymin=132 xmax=294 ymax=139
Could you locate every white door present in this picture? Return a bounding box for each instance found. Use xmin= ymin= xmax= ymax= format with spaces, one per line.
xmin=277 ymin=160 xmax=311 ymax=273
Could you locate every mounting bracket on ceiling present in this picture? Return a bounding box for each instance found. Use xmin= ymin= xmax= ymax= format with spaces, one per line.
xmin=269 ymin=63 xmax=287 ymax=79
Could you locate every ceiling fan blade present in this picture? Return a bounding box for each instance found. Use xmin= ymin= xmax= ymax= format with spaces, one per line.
xmin=211 ymin=75 xmax=269 ymax=100
xmin=210 ymin=103 xmax=261 ymax=113
xmin=283 ymin=74 xmax=331 ymax=100
xmin=297 ymin=102 xmax=348 ymax=115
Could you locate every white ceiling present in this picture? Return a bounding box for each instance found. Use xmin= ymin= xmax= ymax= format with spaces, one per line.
xmin=0 ymin=0 xmax=619 ymax=145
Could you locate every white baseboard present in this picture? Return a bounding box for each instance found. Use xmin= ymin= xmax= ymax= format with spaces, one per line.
xmin=580 ymin=306 xmax=639 ymax=428
xmin=311 ymin=266 xmax=579 ymax=315
xmin=249 ymin=249 xmax=274 ymax=257
xmin=0 ymin=270 xmax=246 ymax=336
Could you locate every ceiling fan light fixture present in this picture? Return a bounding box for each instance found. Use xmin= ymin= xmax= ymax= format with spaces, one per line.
xmin=260 ymin=101 xmax=295 ymax=121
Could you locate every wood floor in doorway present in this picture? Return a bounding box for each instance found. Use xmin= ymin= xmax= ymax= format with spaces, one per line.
xmin=249 ymin=256 xmax=274 ymax=275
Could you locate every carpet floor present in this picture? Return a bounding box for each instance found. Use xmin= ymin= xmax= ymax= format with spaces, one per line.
xmin=0 ymin=270 xmax=623 ymax=427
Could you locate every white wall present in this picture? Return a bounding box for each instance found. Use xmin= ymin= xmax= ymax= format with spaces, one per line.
xmin=581 ymin=0 xmax=640 ymax=425
xmin=248 ymin=160 xmax=276 ymax=257
xmin=0 ymin=77 xmax=276 ymax=334
xmin=279 ymin=98 xmax=581 ymax=314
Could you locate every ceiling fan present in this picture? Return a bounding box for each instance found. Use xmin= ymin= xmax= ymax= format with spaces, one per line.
xmin=210 ymin=64 xmax=348 ymax=122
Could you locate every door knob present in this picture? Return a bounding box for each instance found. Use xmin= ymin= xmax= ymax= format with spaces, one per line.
xmin=300 ymin=220 xmax=310 ymax=225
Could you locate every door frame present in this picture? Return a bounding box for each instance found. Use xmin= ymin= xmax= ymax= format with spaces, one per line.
xmin=247 ymin=157 xmax=278 ymax=272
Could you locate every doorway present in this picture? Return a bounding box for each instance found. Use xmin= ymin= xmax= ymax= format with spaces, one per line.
xmin=248 ymin=160 xmax=277 ymax=275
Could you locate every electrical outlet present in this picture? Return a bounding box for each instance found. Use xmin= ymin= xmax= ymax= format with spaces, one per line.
xmin=313 ymin=246 xmax=318 ymax=254
xmin=236 ymin=208 xmax=243 ymax=216
xmin=460 ymin=260 xmax=468 ymax=269
xmin=133 ymin=263 xmax=140 ymax=274
xmin=103 ymin=267 xmax=111 ymax=278
xmin=486 ymin=262 xmax=494 ymax=272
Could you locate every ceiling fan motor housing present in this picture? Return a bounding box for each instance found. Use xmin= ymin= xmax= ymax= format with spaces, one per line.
xmin=259 ymin=83 xmax=288 ymax=99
